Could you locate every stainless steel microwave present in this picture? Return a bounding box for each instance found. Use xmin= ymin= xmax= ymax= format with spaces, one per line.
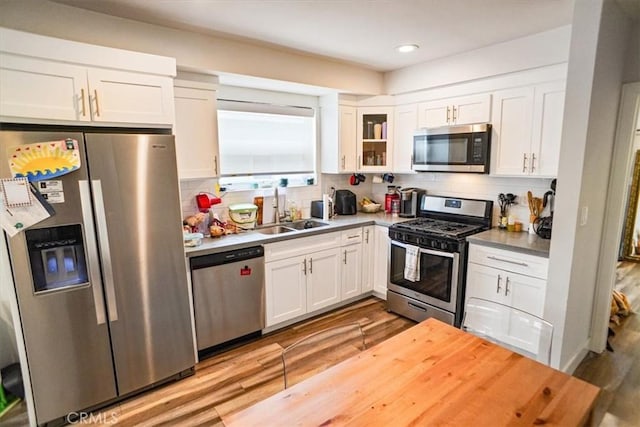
xmin=412 ymin=123 xmax=491 ymax=173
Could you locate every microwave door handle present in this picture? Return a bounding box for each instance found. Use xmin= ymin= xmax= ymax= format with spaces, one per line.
xmin=91 ymin=179 xmax=119 ymax=322
xmin=79 ymin=180 xmax=107 ymax=325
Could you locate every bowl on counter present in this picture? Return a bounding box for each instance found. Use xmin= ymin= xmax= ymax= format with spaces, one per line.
xmin=360 ymin=203 xmax=381 ymax=213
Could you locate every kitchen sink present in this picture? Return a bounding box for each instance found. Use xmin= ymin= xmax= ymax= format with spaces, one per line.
xmin=284 ymin=220 xmax=329 ymax=230
xmin=256 ymin=225 xmax=297 ymax=235
xmin=255 ymin=220 xmax=329 ymax=235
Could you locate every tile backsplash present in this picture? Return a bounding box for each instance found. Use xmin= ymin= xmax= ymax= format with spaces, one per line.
xmin=180 ymin=173 xmax=553 ymax=228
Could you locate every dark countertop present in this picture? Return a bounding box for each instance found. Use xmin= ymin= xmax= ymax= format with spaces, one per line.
xmin=184 ymin=212 xmax=409 ymax=258
xmin=466 ymin=228 xmax=551 ymax=258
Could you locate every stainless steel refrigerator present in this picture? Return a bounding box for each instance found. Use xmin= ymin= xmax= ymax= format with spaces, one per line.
xmin=0 ymin=129 xmax=195 ymax=425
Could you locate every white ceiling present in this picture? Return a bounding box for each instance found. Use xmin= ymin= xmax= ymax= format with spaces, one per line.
xmin=51 ymin=0 xmax=577 ymax=72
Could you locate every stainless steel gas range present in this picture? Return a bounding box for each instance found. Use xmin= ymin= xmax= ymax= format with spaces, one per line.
xmin=387 ymin=195 xmax=493 ymax=326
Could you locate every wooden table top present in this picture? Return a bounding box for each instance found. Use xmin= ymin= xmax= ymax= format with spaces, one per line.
xmin=222 ymin=318 xmax=600 ymax=427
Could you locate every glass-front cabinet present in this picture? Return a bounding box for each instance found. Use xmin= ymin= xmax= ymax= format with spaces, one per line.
xmin=356 ymin=107 xmax=393 ymax=172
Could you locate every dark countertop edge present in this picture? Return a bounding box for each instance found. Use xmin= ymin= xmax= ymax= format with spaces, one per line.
xmin=467 ymin=229 xmax=551 ymax=258
xmin=184 ymin=213 xmax=405 ymax=258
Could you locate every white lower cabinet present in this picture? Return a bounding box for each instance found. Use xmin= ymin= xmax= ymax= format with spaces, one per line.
xmin=465 ymin=244 xmax=548 ymax=354
xmin=265 ymin=228 xmax=370 ymax=329
xmin=361 ymin=226 xmax=375 ymax=293
xmin=265 ymin=254 xmax=308 ymax=327
xmin=373 ymin=225 xmax=390 ymax=299
xmin=307 ymin=248 xmax=342 ymax=312
xmin=340 ymin=229 xmax=363 ymax=300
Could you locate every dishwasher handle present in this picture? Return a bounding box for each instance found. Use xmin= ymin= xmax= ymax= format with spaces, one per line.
xmin=190 ymin=246 xmax=264 ymax=270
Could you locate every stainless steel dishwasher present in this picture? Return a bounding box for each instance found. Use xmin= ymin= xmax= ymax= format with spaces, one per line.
xmin=190 ymin=246 xmax=265 ymax=353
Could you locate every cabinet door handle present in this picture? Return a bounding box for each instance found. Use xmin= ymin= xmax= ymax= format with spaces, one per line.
xmin=357 ymin=155 xmax=361 ymax=170
xmin=341 ymin=155 xmax=345 ymax=170
xmin=309 ymin=257 xmax=313 ymax=274
xmin=522 ymin=153 xmax=528 ymax=173
xmin=214 ymin=155 xmax=218 ymax=176
xmin=505 ymin=277 xmax=511 ymax=296
xmin=302 ymin=259 xmax=307 ymax=275
xmin=452 ymin=106 xmax=457 ymax=123
xmin=343 ymin=250 xmax=347 ymax=264
xmin=496 ymin=274 xmax=502 ymax=294
xmin=80 ymin=88 xmax=87 ymax=117
xmin=530 ymin=153 xmax=536 ymax=173
xmin=487 ymin=255 xmax=529 ymax=267
xmin=446 ymin=106 xmax=451 ymax=123
xmin=365 ymin=229 xmax=369 ymax=244
xmin=94 ymin=89 xmax=101 ymax=117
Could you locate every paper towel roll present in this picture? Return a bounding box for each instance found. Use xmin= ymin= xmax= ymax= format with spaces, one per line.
xmin=322 ymin=194 xmax=330 ymax=221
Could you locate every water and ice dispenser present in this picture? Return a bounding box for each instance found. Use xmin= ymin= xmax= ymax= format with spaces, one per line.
xmin=25 ymin=224 xmax=88 ymax=293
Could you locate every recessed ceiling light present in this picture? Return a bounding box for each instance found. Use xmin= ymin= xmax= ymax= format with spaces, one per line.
xmin=396 ymin=44 xmax=419 ymax=53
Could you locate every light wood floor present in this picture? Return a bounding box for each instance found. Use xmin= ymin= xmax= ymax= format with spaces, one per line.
xmin=2 ymin=297 xmax=414 ymax=426
xmin=573 ymin=261 xmax=640 ymax=426
xmin=5 ymin=274 xmax=640 ymax=426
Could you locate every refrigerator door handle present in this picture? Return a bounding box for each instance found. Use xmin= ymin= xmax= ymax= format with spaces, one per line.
xmin=92 ymin=179 xmax=119 ymax=322
xmin=79 ymin=180 xmax=107 ymax=325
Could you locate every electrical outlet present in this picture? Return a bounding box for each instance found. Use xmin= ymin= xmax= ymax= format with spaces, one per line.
xmin=580 ymin=206 xmax=588 ymax=226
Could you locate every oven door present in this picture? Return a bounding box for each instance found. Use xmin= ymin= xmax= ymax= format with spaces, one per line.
xmin=388 ymin=240 xmax=459 ymax=313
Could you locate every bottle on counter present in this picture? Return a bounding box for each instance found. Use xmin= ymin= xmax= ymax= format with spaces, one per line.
xmin=385 ymin=186 xmax=399 ymax=214
xmin=253 ymin=196 xmax=264 ymax=225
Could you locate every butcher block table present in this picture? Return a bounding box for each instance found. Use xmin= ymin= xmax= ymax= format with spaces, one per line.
xmin=222 ymin=318 xmax=600 ymax=427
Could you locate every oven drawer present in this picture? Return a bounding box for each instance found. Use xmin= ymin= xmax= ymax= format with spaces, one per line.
xmin=468 ymin=244 xmax=548 ymax=279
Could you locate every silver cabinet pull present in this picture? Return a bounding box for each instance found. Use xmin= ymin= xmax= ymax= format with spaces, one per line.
xmin=341 ymin=155 xmax=345 ymax=170
xmin=214 ymin=155 xmax=218 ymax=176
xmin=347 ymin=234 xmax=359 ymax=240
xmin=309 ymin=257 xmax=313 ymax=274
xmin=452 ymin=106 xmax=457 ymax=123
xmin=93 ymin=89 xmax=101 ymax=117
xmin=522 ymin=153 xmax=528 ymax=173
xmin=92 ymin=180 xmax=118 ymax=322
xmin=365 ymin=229 xmax=369 ymax=244
xmin=487 ymin=255 xmax=529 ymax=267
xmin=303 ymin=259 xmax=307 ymax=275
xmin=343 ymin=250 xmax=347 ymax=264
xmin=531 ymin=153 xmax=536 ymax=173
xmin=496 ymin=274 xmax=502 ymax=294
xmin=505 ymin=277 xmax=511 ymax=296
xmin=357 ymin=155 xmax=361 ymax=170
xmin=446 ymin=106 xmax=451 ymax=123
xmin=79 ymin=180 xmax=107 ymax=325
xmin=80 ymin=88 xmax=87 ymax=117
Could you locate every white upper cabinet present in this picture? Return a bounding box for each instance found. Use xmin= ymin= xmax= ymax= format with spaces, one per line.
xmin=0 ymin=28 xmax=175 ymax=127
xmin=320 ymin=95 xmax=357 ymax=174
xmin=393 ymin=104 xmax=418 ymax=174
xmin=0 ymin=55 xmax=89 ymax=122
xmin=418 ymin=94 xmax=491 ymax=128
xmin=86 ymin=68 xmax=174 ymax=125
xmin=174 ymin=79 xmax=220 ymax=179
xmin=356 ymin=106 xmax=394 ymax=172
xmin=530 ymin=81 xmax=566 ymax=177
xmin=491 ymin=81 xmax=565 ymax=177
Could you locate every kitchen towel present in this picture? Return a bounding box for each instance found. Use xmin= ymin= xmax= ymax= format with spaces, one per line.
xmin=404 ymin=245 xmax=421 ymax=282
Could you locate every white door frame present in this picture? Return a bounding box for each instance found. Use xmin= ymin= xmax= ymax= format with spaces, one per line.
xmin=591 ymin=82 xmax=640 ymax=352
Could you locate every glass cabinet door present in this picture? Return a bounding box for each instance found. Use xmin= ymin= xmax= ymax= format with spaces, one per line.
xmin=357 ymin=107 xmax=393 ymax=172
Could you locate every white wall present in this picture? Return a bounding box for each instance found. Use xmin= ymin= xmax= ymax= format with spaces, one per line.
xmin=384 ymin=26 xmax=571 ymax=95
xmin=547 ymin=0 xmax=632 ymax=370
xmin=0 ymin=0 xmax=383 ymax=95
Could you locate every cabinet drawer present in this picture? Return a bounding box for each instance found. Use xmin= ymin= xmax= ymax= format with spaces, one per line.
xmin=341 ymin=228 xmax=363 ymax=245
xmin=265 ymin=232 xmax=341 ymax=262
xmin=468 ymin=244 xmax=548 ymax=279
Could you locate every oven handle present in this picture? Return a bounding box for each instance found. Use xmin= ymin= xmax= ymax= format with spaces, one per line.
xmin=390 ymin=240 xmax=456 ymax=259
